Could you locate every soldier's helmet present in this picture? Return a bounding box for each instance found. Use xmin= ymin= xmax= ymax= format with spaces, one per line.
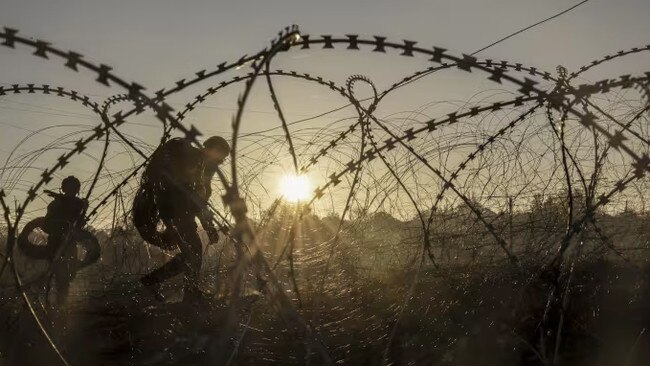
xmin=61 ymin=176 xmax=81 ymax=195
xmin=203 ymin=136 xmax=230 ymax=154
xmin=203 ymin=136 xmax=230 ymax=165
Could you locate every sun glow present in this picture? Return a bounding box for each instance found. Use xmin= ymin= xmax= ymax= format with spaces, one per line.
xmin=279 ymin=174 xmax=312 ymax=202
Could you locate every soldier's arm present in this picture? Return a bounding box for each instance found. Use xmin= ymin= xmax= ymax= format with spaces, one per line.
xmin=77 ymin=198 xmax=89 ymax=225
xmin=45 ymin=200 xmax=57 ymax=218
xmin=198 ymin=207 xmax=220 ymax=243
xmin=195 ymin=170 xmax=215 ymax=226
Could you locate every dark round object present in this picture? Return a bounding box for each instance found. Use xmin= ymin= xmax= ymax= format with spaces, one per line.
xmin=202 ymin=136 xmax=230 ymax=154
xmin=61 ymin=175 xmax=81 ymax=194
xmin=17 ymin=217 xmax=53 ymax=259
xmin=17 ymin=216 xmax=101 ymax=267
xmin=132 ymin=186 xmax=179 ymax=251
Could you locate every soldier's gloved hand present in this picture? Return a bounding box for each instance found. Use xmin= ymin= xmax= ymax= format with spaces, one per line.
xmin=206 ymin=226 xmax=220 ymax=244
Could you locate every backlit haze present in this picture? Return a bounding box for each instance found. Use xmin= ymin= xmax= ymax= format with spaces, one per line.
xmin=1 ymin=0 xmax=649 ymax=226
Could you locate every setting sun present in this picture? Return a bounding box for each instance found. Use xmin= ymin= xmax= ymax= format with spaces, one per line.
xmin=279 ymin=174 xmax=312 ymax=202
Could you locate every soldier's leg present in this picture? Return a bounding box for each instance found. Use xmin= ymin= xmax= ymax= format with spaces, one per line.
xmin=140 ymin=218 xmax=185 ymax=301
xmin=144 ymin=216 xmax=191 ymax=282
xmin=169 ymin=217 xmax=211 ymax=303
xmin=53 ymin=259 xmax=71 ymax=306
xmin=53 ymin=236 xmax=80 ymax=307
xmin=45 ymin=231 xmax=64 ymax=304
xmin=141 ymin=253 xmax=184 ymax=284
xmin=171 ymin=217 xmax=203 ymax=285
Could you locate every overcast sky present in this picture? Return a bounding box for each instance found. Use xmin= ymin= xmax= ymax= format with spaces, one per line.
xmin=2 ymin=0 xmax=649 ymax=80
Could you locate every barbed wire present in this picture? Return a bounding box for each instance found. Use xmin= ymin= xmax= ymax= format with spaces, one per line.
xmin=0 ymin=25 xmax=648 ymax=365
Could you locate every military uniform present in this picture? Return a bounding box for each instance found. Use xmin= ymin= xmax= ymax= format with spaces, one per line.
xmin=139 ymin=138 xmax=217 ymax=292
xmin=44 ymin=194 xmax=88 ymax=304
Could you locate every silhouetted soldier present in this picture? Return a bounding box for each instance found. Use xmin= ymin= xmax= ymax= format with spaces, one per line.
xmin=36 ymin=176 xmax=98 ymax=305
xmin=134 ymin=136 xmax=229 ymax=303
